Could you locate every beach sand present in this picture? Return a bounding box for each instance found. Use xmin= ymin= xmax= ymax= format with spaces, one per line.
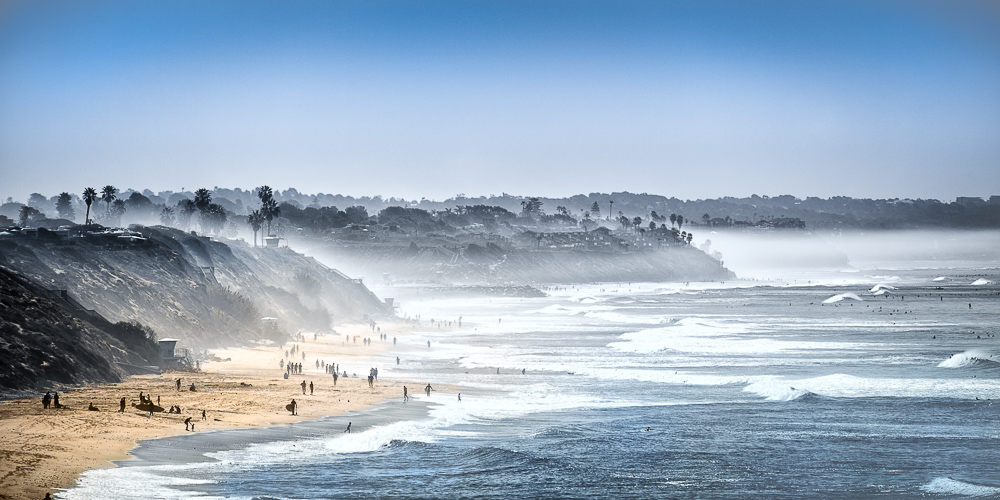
xmin=0 ymin=321 xmax=413 ymax=500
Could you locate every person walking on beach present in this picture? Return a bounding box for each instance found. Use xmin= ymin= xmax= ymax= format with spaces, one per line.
xmin=176 ymin=378 xmax=181 ymax=391
xmin=344 ymin=422 xmax=351 ymax=433
xmin=119 ymin=397 xmax=126 ymax=413
xmin=42 ymin=392 xmax=51 ymax=409
xmin=301 ymin=380 xmax=307 ymax=395
xmin=53 ymin=392 xmax=61 ymax=408
xmin=425 ymin=384 xmax=433 ymax=397
xmin=403 ymin=386 xmax=408 ymax=401
xmin=184 ymin=416 xmax=192 ymax=431
xmin=202 ymin=410 xmax=207 ymax=421
xmin=288 ymin=399 xmax=297 ymax=415
xmin=333 ymin=371 xmax=338 ymax=386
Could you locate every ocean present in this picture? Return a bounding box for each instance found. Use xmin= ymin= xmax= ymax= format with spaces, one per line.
xmin=60 ymin=267 xmax=999 ymax=499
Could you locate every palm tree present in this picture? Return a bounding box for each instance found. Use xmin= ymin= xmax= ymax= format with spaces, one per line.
xmin=193 ymin=188 xmax=212 ymax=212
xmin=669 ymin=213 xmax=677 ymax=228
xmin=160 ymin=206 xmax=175 ymax=226
xmin=608 ymin=200 xmax=614 ymax=221
xmin=687 ymin=233 xmax=694 ymax=245
xmin=82 ymin=187 xmax=97 ymax=224
xmin=262 ymin=199 xmax=279 ymax=236
xmin=676 ymin=215 xmax=684 ymax=230
xmin=100 ymin=185 xmax=117 ymax=214
xmin=247 ymin=210 xmax=264 ymax=247
xmin=256 ymin=185 xmax=279 ymax=236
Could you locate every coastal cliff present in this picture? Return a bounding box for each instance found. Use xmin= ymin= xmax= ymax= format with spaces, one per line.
xmin=308 ymin=242 xmax=735 ymax=284
xmin=0 ymin=226 xmax=388 ymax=350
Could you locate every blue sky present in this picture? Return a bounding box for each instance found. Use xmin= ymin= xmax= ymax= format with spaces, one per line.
xmin=1 ymin=0 xmax=998 ymax=202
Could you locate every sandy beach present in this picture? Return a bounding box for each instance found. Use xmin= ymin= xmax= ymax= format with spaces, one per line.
xmin=0 ymin=321 xmax=417 ymax=500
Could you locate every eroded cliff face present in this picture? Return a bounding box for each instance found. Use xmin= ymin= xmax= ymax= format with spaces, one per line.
xmin=0 ymin=226 xmax=387 ymax=349
xmin=0 ymin=267 xmax=154 ymax=393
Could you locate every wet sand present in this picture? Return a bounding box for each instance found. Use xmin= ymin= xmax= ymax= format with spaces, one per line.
xmin=0 ymin=321 xmax=413 ymax=500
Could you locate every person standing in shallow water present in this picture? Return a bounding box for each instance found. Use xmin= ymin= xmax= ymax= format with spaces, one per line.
xmin=425 ymin=384 xmax=433 ymax=397
xmin=403 ymin=386 xmax=408 ymax=401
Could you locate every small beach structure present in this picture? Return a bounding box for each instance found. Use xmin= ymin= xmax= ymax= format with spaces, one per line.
xmin=158 ymin=338 xmax=188 ymax=370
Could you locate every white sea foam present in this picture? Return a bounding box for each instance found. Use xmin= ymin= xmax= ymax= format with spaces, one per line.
xmin=971 ymin=278 xmax=992 ymax=285
xmin=822 ymin=292 xmax=863 ymax=304
xmin=742 ymin=379 xmax=812 ymax=401
xmin=58 ymin=464 xmax=219 ymax=500
xmin=607 ymin=318 xmax=863 ymax=355
xmin=868 ymin=284 xmax=896 ymax=292
xmin=921 ymin=477 xmax=1000 ymax=496
xmin=938 ymin=350 xmax=997 ymax=368
xmin=933 ymin=276 xmax=948 ymax=281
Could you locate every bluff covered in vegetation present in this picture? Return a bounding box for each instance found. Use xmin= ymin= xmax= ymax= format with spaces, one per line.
xmin=0 ymin=225 xmax=388 ymax=350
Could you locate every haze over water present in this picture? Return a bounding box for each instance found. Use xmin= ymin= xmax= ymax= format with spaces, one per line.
xmin=59 ymin=232 xmax=1000 ymax=499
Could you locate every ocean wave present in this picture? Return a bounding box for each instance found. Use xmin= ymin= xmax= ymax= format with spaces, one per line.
xmin=606 ymin=318 xmax=862 ymax=355
xmin=822 ymin=292 xmax=863 ymax=304
xmin=938 ymin=350 xmax=1000 ymax=369
xmin=742 ymin=380 xmax=814 ymax=401
xmin=971 ymin=279 xmax=992 ymax=286
xmin=921 ymin=477 xmax=1000 ymax=496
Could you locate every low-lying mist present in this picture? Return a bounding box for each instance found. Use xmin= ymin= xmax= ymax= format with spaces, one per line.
xmin=703 ymin=230 xmax=1000 ymax=279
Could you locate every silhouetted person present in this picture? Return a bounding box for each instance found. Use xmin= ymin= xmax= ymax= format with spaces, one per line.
xmin=42 ymin=392 xmax=51 ymax=409
xmin=189 ymin=383 xmax=196 ymax=391
xmin=176 ymin=378 xmax=181 ymax=391
xmin=119 ymin=397 xmax=126 ymax=413
xmin=301 ymin=380 xmax=307 ymax=395
xmin=403 ymin=386 xmax=408 ymax=401
xmin=345 ymin=422 xmax=351 ymax=433
xmin=396 ymin=356 xmax=400 ymax=365
xmin=185 ymin=416 xmax=192 ymax=431
xmin=53 ymin=392 xmax=61 ymax=408
xmin=425 ymin=384 xmax=433 ymax=397
xmin=88 ymin=402 xmax=98 ymax=411
xmin=458 ymin=393 xmax=461 ymax=402
xmin=288 ymin=399 xmax=297 ymax=415
xmin=309 ymin=381 xmax=314 ymax=395
xmin=202 ymin=409 xmax=207 ymax=421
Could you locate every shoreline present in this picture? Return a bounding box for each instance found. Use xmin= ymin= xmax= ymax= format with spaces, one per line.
xmin=0 ymin=321 xmax=418 ymax=500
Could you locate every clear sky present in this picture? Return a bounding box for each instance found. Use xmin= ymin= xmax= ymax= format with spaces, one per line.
xmin=1 ymin=0 xmax=998 ymax=202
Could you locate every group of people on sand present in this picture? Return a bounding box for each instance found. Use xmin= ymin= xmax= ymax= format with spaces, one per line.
xmin=285 ymin=362 xmax=303 ymax=375
xmin=300 ymin=380 xmax=314 ymax=395
xmin=41 ymin=392 xmax=62 ymax=409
